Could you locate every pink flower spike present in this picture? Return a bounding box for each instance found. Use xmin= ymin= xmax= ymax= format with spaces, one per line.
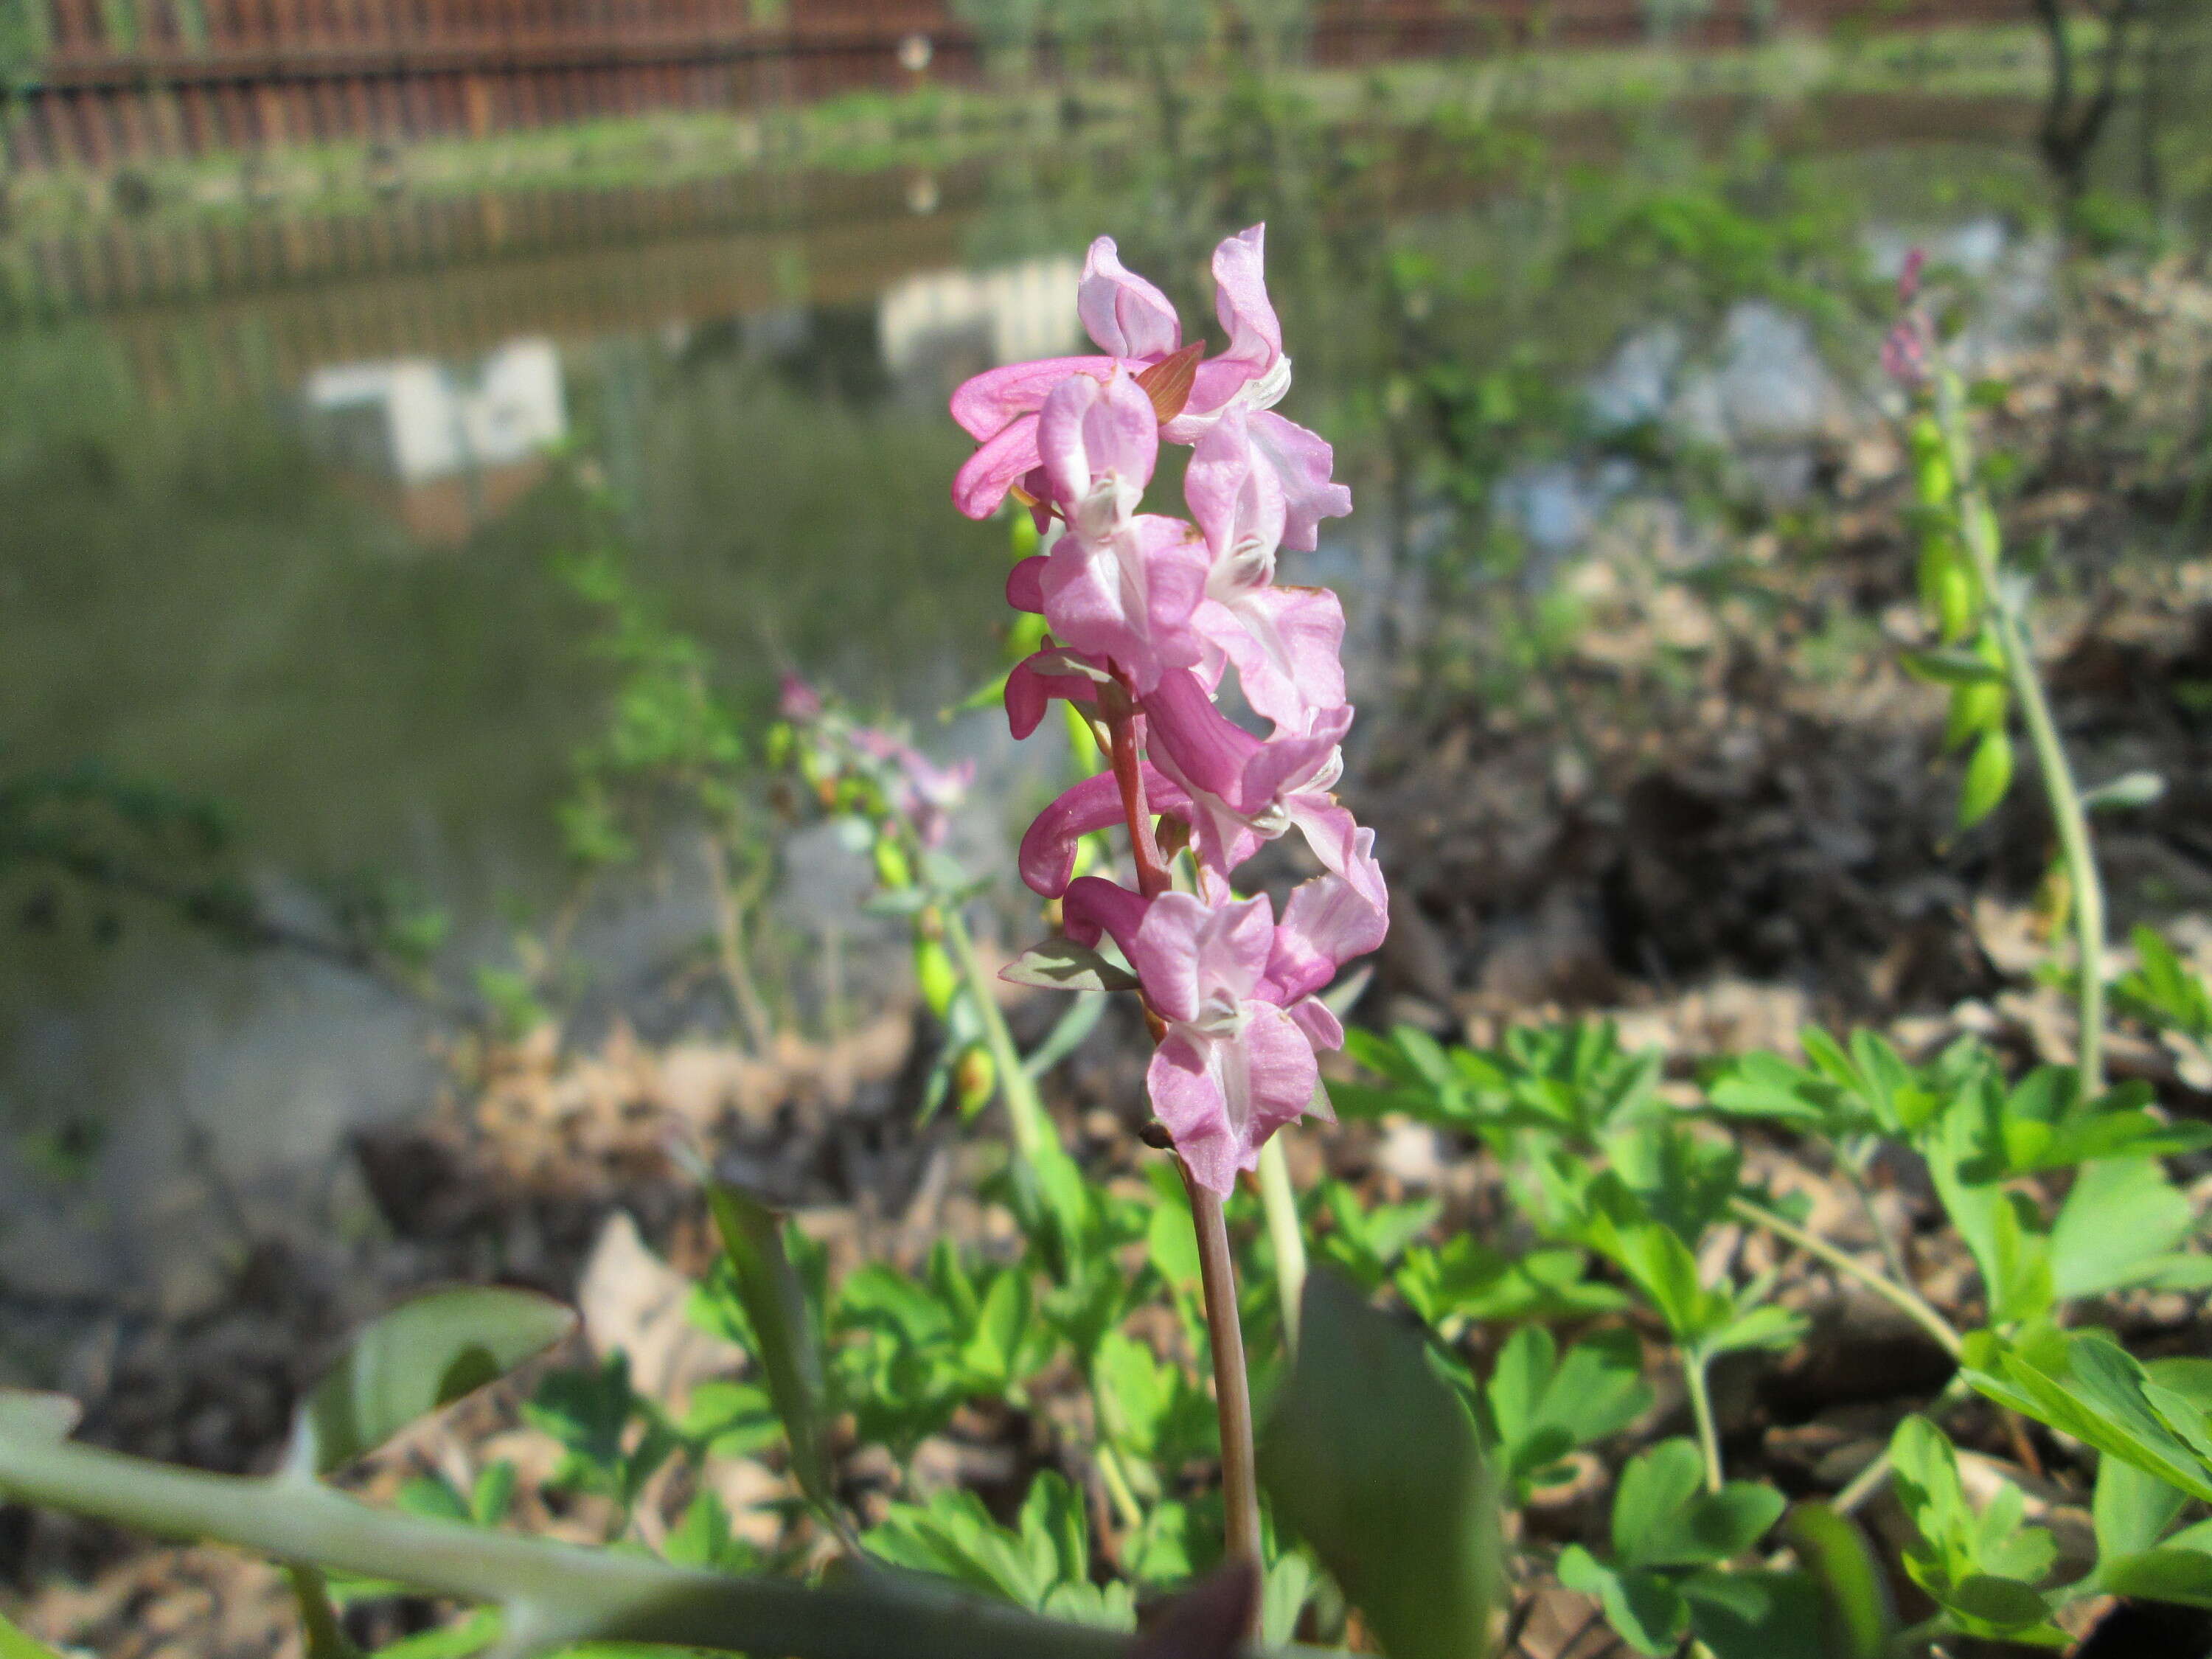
xmin=1038 ymin=365 xmax=1158 ymax=533
xmin=1018 ymin=762 xmax=1195 ymax=897
xmin=1079 ymin=237 xmax=1183 ymax=362
xmin=1135 ymin=891 xmax=1321 ymax=1197
xmin=1040 ymin=513 xmax=1212 ymax=695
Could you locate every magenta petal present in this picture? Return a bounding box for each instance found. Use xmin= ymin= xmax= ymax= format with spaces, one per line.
xmin=1006 ymin=556 xmax=1046 ymax=614
xmin=1239 ymin=998 xmax=1323 ymax=1143
xmin=1078 ymin=237 xmax=1181 ymax=361
xmin=1246 ymin=410 xmax=1352 ymax=552
xmin=953 ymin=414 xmax=1044 ymax=520
xmin=1018 ymin=762 xmax=1193 ymax=896
xmin=1142 ymin=668 xmax=1262 ymax=801
xmin=1004 ymin=647 xmax=1099 ymax=740
xmin=1060 ymin=875 xmax=1150 ymax=964
xmin=1128 ymin=890 xmax=1211 ymax=1023
xmin=1210 ymin=225 xmax=1283 ymax=379
xmin=950 ymin=355 xmax=1114 ymax=442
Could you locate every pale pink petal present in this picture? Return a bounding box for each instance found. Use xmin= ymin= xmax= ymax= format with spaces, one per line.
xmin=1018 ymin=763 xmax=1193 ymax=897
xmin=1040 ymin=515 xmax=1210 ymax=694
xmin=1129 ymin=891 xmax=1216 ymax=1023
xmin=1006 ymin=556 xmax=1046 ymax=613
xmin=1078 ymin=237 xmax=1181 ymax=361
xmin=1037 ymin=365 xmax=1157 ymax=525
xmin=1149 ymin=1033 xmax=1241 ymax=1197
xmin=1287 ymin=996 xmax=1345 ymax=1053
xmin=1247 ymin=410 xmax=1352 ymax=552
xmin=1186 ymin=406 xmax=1286 ymax=571
xmin=1239 ymin=999 xmax=1324 ymax=1147
xmin=1199 ymin=585 xmax=1347 ymax=732
xmin=1264 ymin=835 xmax=1389 ymax=1004
xmin=1239 ymin=705 xmax=1351 ymax=809
xmin=1209 ymin=225 xmax=1282 ymax=380
xmin=953 ymin=414 xmax=1043 ymax=519
xmin=1195 ymin=891 xmax=1277 ymax=1004
xmin=950 ymin=355 xmax=1117 ymax=441
xmin=1059 ymin=875 xmax=1150 ymax=964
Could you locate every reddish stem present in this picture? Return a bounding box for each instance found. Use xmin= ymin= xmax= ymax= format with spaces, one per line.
xmin=1102 ymin=678 xmax=1172 ymax=902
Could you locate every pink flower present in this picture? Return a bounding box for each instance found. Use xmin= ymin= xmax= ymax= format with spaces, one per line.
xmin=1882 ymin=246 xmax=1934 ymax=389
xmin=1057 ymin=874 xmax=1382 ymax=1195
xmin=778 ymin=672 xmax=824 ymax=723
xmin=1141 ymin=670 xmax=1385 ymax=921
xmin=948 ymin=229 xmax=1352 ymax=546
xmin=852 ymin=728 xmax=974 ymax=849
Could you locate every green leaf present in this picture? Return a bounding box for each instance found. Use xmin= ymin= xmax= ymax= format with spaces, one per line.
xmin=1557 ymin=1546 xmax=1686 ymax=1656
xmin=2051 ymin=1159 xmax=2204 ymax=1298
xmin=1782 ymin=1503 xmax=1895 ymax=1659
xmin=0 ymin=1612 xmax=69 ymax=1659
xmin=287 ymin=1288 xmax=574 ymax=1477
xmin=1001 ymin=939 xmax=1139 ymax=994
xmin=2095 ymin=1444 xmax=2190 ymax=1559
xmin=1611 ymin=1439 xmax=1785 ymax=1569
xmin=1679 ymin=1568 xmax=1829 ymax=1659
xmin=700 ymin=1184 xmax=834 ymax=1515
xmin=1259 ymin=1272 xmax=1495 ymax=1659
xmin=1612 ymin=1439 xmax=1705 ymax=1564
xmin=2096 ymin=1547 xmax=2212 ymax=1607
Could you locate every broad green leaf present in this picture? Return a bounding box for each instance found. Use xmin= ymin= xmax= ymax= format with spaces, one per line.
xmin=700 ymin=1185 xmax=834 ymax=1513
xmin=2095 ymin=1450 xmax=2188 ymax=1559
xmin=288 ymin=1288 xmax=574 ymax=1477
xmin=1262 ymin=1551 xmax=1318 ymax=1650
xmin=0 ymin=1392 xmax=80 ymax=1444
xmin=1964 ymin=1332 xmax=2212 ymax=1503
xmin=1613 ymin=1440 xmax=1705 ymax=1565
xmin=1946 ymin=1573 xmax=2062 ymax=1639
xmin=1783 ymin=1503 xmax=1894 ymax=1659
xmin=1259 ymin=1272 xmax=1495 ymax=1659
xmin=2051 ymin=1159 xmax=2199 ymax=1299
xmin=1557 ymin=1547 xmax=1686 ymax=1656
xmin=1613 ymin=1439 xmax=1785 ymax=1569
xmin=2096 ymin=1548 xmax=2212 ymax=1607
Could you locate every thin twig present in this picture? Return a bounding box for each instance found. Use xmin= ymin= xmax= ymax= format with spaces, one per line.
xmin=1730 ymin=1196 xmax=1964 ymax=1358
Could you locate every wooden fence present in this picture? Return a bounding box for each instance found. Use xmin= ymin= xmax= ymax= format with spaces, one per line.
xmin=4 ymin=0 xmax=2023 ymax=172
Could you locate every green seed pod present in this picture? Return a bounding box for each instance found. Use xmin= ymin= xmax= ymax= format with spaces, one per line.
xmin=953 ymin=1045 xmax=997 ymax=1117
xmin=1916 ymin=534 xmax=1978 ymax=643
xmin=1943 ymin=675 xmax=2006 ymax=751
xmin=873 ymin=836 xmax=914 ymax=891
xmin=1908 ymin=414 xmax=1952 ymax=507
xmin=1969 ymin=497 xmax=2003 ymax=566
xmin=914 ymin=936 xmax=959 ymax=1018
xmin=1957 ymin=726 xmax=2014 ymax=830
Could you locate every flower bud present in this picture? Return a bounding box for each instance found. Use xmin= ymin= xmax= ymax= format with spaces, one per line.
xmin=914 ymin=936 xmax=959 ymax=1017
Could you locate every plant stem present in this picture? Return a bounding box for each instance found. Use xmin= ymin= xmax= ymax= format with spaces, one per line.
xmin=1730 ymin=1196 xmax=1964 ymax=1360
xmin=1101 ymin=678 xmax=1262 ymax=1635
xmin=1187 ymin=1172 xmax=1265 ymax=1630
xmin=1257 ymin=1135 xmax=1308 ymax=1352
xmin=0 ymin=1437 xmax=1141 ymax=1659
xmin=1938 ymin=369 xmax=2107 ymax=1096
xmin=1683 ymin=1354 xmax=1725 ymax=1495
xmin=940 ymin=907 xmax=1060 ymax=1169
xmin=703 ymin=829 xmax=774 ymax=1054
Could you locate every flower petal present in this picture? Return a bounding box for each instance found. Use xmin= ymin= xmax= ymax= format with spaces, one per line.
xmin=1038 ymin=364 xmax=1158 ymax=529
xmin=1197 ymin=585 xmax=1347 ymax=733
xmin=1079 ymin=237 xmax=1181 ymax=361
xmin=1003 ymin=646 xmax=1099 ymax=740
xmin=1209 ymin=224 xmax=1282 ymax=380
xmin=1129 ymin=890 xmax=1214 ymax=1023
xmin=1040 ymin=514 xmax=1211 ymax=694
xmin=1018 ymin=762 xmax=1194 ymax=897
xmin=1246 ymin=410 xmax=1352 ymax=552
xmin=1264 ymin=833 xmax=1389 ymax=1005
xmin=1148 ymin=1032 xmax=1241 ymax=1197
xmin=950 ymin=355 xmax=1115 ymax=441
xmin=1141 ymin=667 xmax=1263 ymax=802
xmin=953 ymin=413 xmax=1044 ymax=520
xmin=1006 ymin=555 xmax=1046 ymax=614
xmin=1060 ymin=875 xmax=1150 ymax=964
xmin=1186 ymin=406 xmax=1286 ymax=574
xmin=1287 ymin=995 xmax=1345 ymax=1053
